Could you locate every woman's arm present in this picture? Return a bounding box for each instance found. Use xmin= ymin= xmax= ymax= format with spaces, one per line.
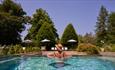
xmin=63 ymin=52 xmax=72 ymax=59
xmin=47 ymin=53 xmax=55 ymax=58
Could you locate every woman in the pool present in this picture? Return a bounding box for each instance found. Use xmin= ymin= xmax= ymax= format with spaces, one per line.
xmin=47 ymin=43 xmax=71 ymax=59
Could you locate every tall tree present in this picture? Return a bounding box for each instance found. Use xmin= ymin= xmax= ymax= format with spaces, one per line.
xmin=61 ymin=23 xmax=78 ymax=49
xmin=107 ymin=12 xmax=115 ymax=44
xmin=0 ymin=0 xmax=26 ymax=45
xmin=95 ymin=6 xmax=108 ymax=47
xmin=0 ymin=0 xmax=26 ymax=16
xmin=36 ymin=22 xmax=55 ymax=50
xmin=25 ymin=8 xmax=58 ymax=40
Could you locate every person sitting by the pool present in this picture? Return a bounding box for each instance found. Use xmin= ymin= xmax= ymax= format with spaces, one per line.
xmin=47 ymin=43 xmax=71 ymax=59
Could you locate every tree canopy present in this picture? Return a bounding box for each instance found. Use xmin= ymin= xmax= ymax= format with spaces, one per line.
xmin=25 ymin=8 xmax=58 ymax=41
xmin=36 ymin=22 xmax=56 ymax=50
xmin=61 ymin=23 xmax=78 ymax=49
xmin=107 ymin=12 xmax=115 ymax=44
xmin=0 ymin=0 xmax=26 ymax=45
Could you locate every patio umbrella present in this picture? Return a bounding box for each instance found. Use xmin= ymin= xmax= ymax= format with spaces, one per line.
xmin=41 ymin=39 xmax=50 ymax=42
xmin=41 ymin=39 xmax=50 ymax=50
xmin=67 ymin=39 xmax=77 ymax=43
xmin=68 ymin=39 xmax=77 ymax=49
xmin=24 ymin=39 xmax=32 ymax=43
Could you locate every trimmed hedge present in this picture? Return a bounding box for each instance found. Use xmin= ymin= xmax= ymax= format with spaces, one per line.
xmin=77 ymin=43 xmax=99 ymax=55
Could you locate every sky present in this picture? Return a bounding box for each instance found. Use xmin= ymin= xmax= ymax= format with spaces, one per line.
xmin=15 ymin=0 xmax=115 ymax=40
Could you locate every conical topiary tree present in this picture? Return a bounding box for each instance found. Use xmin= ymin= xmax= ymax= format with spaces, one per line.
xmin=36 ymin=22 xmax=56 ymax=50
xmin=61 ymin=23 xmax=78 ymax=49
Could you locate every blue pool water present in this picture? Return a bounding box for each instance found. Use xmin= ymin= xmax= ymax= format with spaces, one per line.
xmin=0 ymin=56 xmax=115 ymax=70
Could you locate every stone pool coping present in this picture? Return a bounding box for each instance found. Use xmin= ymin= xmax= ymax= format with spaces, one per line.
xmin=99 ymin=52 xmax=115 ymax=57
xmin=42 ymin=51 xmax=115 ymax=57
xmin=42 ymin=51 xmax=87 ymax=56
xmin=1 ymin=51 xmax=115 ymax=57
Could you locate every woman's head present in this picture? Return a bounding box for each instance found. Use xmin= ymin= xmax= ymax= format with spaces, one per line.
xmin=55 ymin=43 xmax=63 ymax=52
xmin=58 ymin=43 xmax=63 ymax=48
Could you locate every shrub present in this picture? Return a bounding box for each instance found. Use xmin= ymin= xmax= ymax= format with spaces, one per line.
xmin=1 ymin=46 xmax=9 ymax=55
xmin=25 ymin=46 xmax=40 ymax=53
xmin=104 ymin=44 xmax=115 ymax=52
xmin=8 ymin=46 xmax=15 ymax=55
xmin=25 ymin=46 xmax=33 ymax=53
xmin=13 ymin=45 xmax=23 ymax=54
xmin=8 ymin=45 xmax=23 ymax=55
xmin=77 ymin=43 xmax=99 ymax=55
xmin=17 ymin=45 xmax=23 ymax=53
xmin=0 ymin=45 xmax=40 ymax=55
xmin=110 ymin=44 xmax=115 ymax=52
xmin=104 ymin=46 xmax=111 ymax=52
xmin=32 ymin=47 xmax=40 ymax=52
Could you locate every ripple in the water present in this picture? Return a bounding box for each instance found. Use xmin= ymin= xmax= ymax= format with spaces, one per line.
xmin=49 ymin=62 xmax=70 ymax=68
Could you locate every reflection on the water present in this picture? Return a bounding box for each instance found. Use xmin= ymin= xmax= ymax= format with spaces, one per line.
xmin=49 ymin=62 xmax=70 ymax=68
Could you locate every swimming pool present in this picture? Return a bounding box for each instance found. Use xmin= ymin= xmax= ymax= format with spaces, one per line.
xmin=0 ymin=56 xmax=115 ymax=70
